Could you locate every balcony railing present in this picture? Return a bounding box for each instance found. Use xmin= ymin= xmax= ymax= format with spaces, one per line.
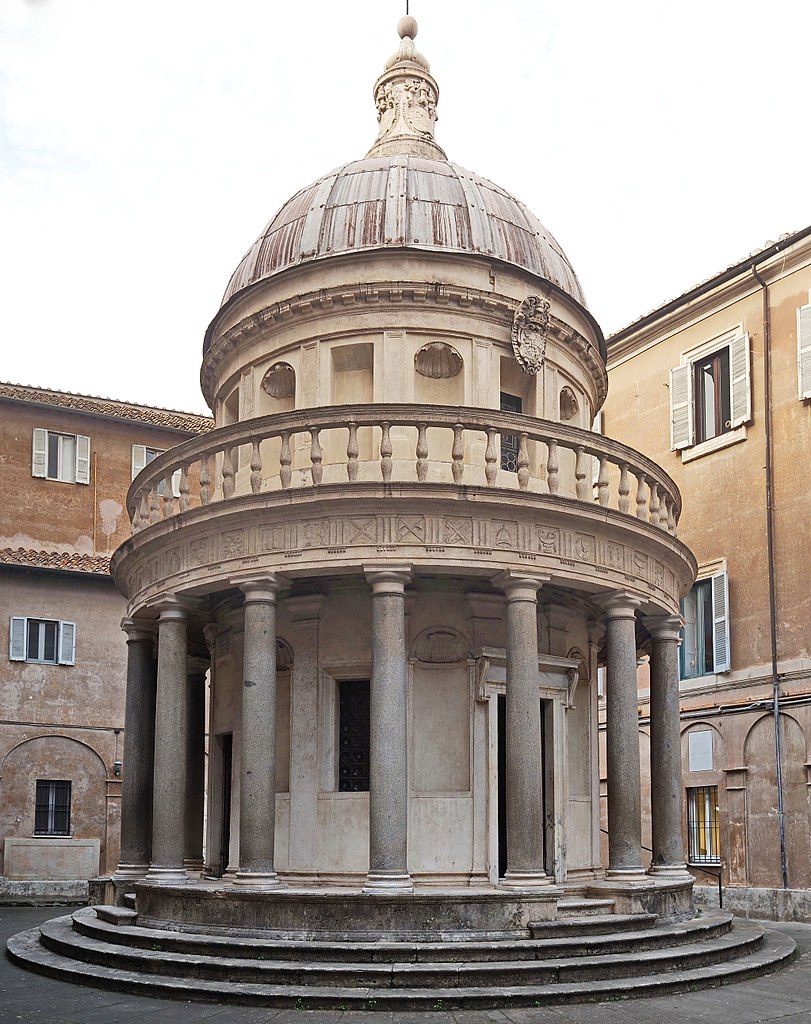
xmin=127 ymin=404 xmax=681 ymax=536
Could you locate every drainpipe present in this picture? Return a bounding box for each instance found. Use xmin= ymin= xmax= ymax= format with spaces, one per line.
xmin=751 ymin=263 xmax=789 ymax=891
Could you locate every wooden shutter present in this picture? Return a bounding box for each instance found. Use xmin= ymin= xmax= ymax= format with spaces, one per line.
xmin=75 ymin=435 xmax=91 ymax=485
xmin=58 ymin=621 xmax=76 ymax=666
xmin=670 ymin=364 xmax=694 ymax=450
xmin=9 ymin=617 xmax=27 ymax=661
xmin=729 ymin=333 xmax=751 ymax=427
xmin=132 ymin=444 xmax=147 ymax=479
xmin=798 ymin=303 xmax=811 ymax=400
xmin=711 ymin=571 xmax=730 ymax=673
xmin=32 ymin=428 xmax=48 ymax=478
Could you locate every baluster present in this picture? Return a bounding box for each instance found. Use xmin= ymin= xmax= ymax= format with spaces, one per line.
xmin=138 ymin=490 xmax=149 ymax=529
xmin=250 ymin=440 xmax=262 ymax=495
xmin=346 ymin=422 xmax=359 ymax=482
xmin=485 ymin=428 xmax=497 ymax=486
xmin=575 ymin=446 xmax=589 ymax=500
xmin=659 ymin=492 xmax=671 ymax=530
xmin=380 ymin=422 xmax=393 ymax=482
xmin=517 ymin=433 xmax=529 ymax=491
xmin=668 ymin=498 xmax=677 ymax=535
xmin=618 ymin=463 xmax=630 ymax=513
xmin=148 ymin=486 xmax=160 ymax=525
xmin=416 ymin=423 xmax=428 ymax=482
xmin=161 ymin=474 xmax=174 ymax=518
xmin=597 ymin=458 xmax=609 ymax=507
xmin=222 ymin=447 xmax=235 ymax=500
xmin=199 ymin=456 xmax=211 ymax=506
xmin=546 ymin=439 xmax=559 ymax=494
xmin=310 ymin=428 xmax=323 ymax=485
xmin=280 ymin=432 xmax=292 ymax=489
xmin=452 ymin=424 xmax=464 ymax=484
xmin=635 ymin=472 xmax=648 ymax=520
xmin=648 ymin=481 xmax=660 ymax=525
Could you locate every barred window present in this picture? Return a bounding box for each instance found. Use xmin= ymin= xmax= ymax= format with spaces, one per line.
xmin=338 ymin=680 xmax=370 ymax=792
xmin=34 ymin=780 xmax=71 ymax=836
xmin=500 ymin=392 xmax=522 ymax=471
xmin=687 ymin=785 xmax=720 ymax=864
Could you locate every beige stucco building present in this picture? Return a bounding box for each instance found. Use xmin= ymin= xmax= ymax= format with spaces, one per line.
xmin=0 ymin=383 xmax=209 ymax=891
xmin=605 ymin=225 xmax=811 ymax=920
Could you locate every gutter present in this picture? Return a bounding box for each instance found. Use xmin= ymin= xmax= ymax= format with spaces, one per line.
xmin=751 ymin=263 xmax=789 ymax=891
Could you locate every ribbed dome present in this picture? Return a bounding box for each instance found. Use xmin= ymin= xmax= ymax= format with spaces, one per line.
xmin=221 ymin=156 xmax=587 ymax=309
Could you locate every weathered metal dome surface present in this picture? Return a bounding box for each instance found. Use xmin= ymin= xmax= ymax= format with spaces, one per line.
xmin=221 ymin=156 xmax=587 ymax=309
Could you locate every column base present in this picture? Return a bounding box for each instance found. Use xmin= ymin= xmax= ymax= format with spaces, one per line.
xmin=362 ymin=872 xmax=414 ymax=894
xmin=604 ymin=866 xmax=648 ymax=882
xmin=183 ymin=858 xmax=205 ymax=878
xmin=648 ymin=863 xmax=696 ymax=881
xmin=499 ymin=869 xmax=552 ymax=890
xmin=112 ymin=862 xmax=149 ymax=880
xmin=233 ymin=870 xmax=285 ymax=889
xmin=145 ymin=866 xmax=190 ymax=884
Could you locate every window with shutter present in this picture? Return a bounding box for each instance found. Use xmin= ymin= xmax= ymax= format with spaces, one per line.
xmin=711 ymin=570 xmax=730 ymax=673
xmin=798 ymin=303 xmax=811 ymax=400
xmin=32 ymin=429 xmax=48 ymax=477
xmin=32 ymin=430 xmax=92 ymax=483
xmin=75 ymin=435 xmax=91 ymax=484
xmin=8 ymin=618 xmax=76 ymax=666
xmin=679 ymin=570 xmax=729 ymax=678
xmin=669 ymin=364 xmax=694 ymax=450
xmin=58 ymin=621 xmax=76 ymax=666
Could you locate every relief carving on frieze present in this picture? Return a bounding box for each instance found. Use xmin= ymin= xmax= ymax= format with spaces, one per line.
xmin=511 ymin=295 xmax=551 ymax=375
xmin=397 ymin=516 xmax=425 ymax=542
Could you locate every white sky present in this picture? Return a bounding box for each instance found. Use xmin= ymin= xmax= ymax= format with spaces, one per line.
xmin=2 ymin=0 xmax=809 ymax=416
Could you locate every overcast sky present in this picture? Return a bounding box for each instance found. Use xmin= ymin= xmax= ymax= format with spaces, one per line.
xmin=2 ymin=0 xmax=809 ymax=415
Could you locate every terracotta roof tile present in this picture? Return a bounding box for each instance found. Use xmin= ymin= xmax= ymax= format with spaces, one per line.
xmin=0 ymin=547 xmax=111 ymax=575
xmin=0 ymin=382 xmax=213 ymax=434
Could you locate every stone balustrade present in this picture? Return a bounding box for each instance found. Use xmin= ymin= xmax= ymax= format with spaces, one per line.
xmin=127 ymin=405 xmax=681 ymax=536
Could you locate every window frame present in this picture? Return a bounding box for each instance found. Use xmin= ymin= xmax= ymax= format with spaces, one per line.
xmin=499 ymin=391 xmax=523 ymax=472
xmin=686 ymin=784 xmax=720 ymax=865
xmin=9 ymin=616 xmax=76 ymax=666
xmin=34 ymin=779 xmax=72 ymax=836
xmin=131 ymin=444 xmax=180 ymax=497
xmin=679 ymin=566 xmax=730 ymax=679
xmin=32 ymin=429 xmax=91 ymax=484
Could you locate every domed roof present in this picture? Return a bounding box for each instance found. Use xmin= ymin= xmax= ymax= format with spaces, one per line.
xmin=219 ymin=17 xmax=587 ymax=313
xmin=221 ymin=156 xmax=586 ymax=309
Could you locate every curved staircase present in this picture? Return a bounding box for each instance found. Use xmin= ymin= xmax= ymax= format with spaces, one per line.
xmin=7 ymin=897 xmax=795 ymax=1009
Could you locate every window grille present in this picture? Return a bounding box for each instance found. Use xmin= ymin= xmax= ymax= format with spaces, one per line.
xmin=338 ymin=680 xmax=370 ymax=792
xmin=34 ymin=780 xmax=71 ymax=836
xmin=687 ymin=785 xmax=720 ymax=864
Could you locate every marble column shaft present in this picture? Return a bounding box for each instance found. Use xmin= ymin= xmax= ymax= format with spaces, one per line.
xmin=236 ymin=579 xmax=282 ymax=885
xmin=365 ymin=567 xmax=412 ymax=891
xmin=603 ymin=594 xmax=644 ymax=877
xmin=116 ymin=620 xmax=156 ymax=876
xmin=502 ymin=574 xmax=549 ymax=885
xmin=149 ymin=601 xmax=189 ymax=881
xmin=647 ymin=617 xmax=689 ymax=874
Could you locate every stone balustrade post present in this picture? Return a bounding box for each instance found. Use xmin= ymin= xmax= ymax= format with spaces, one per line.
xmin=147 ymin=598 xmax=191 ymax=882
xmin=645 ymin=615 xmax=693 ymax=879
xmin=114 ymin=618 xmax=157 ymax=878
xmin=184 ymin=654 xmax=209 ymax=876
xmin=234 ymin=576 xmax=284 ymax=887
xmin=498 ymin=571 xmax=552 ymax=888
xmin=601 ymin=592 xmax=646 ymax=879
xmin=363 ymin=565 xmax=413 ymax=893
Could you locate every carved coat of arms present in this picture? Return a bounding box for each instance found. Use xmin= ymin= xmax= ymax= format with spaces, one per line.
xmin=511 ymin=295 xmax=551 ymax=374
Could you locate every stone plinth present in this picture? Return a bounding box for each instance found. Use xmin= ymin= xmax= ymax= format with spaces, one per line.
xmin=4 ymin=838 xmax=100 ymax=880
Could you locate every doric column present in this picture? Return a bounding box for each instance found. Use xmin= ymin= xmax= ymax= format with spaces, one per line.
xmin=601 ymin=592 xmax=645 ymax=879
xmin=114 ymin=618 xmax=157 ymax=878
xmin=498 ymin=571 xmax=551 ymax=888
xmin=147 ymin=598 xmax=190 ymax=882
xmin=183 ymin=654 xmax=209 ymax=876
xmin=645 ymin=615 xmax=692 ymax=878
xmin=363 ymin=565 xmax=413 ymax=893
xmin=234 ymin=577 xmax=284 ymax=887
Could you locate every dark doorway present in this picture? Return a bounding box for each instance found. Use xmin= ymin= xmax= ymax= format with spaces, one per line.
xmin=217 ymin=732 xmax=233 ymax=877
xmin=497 ymin=694 xmax=546 ymax=878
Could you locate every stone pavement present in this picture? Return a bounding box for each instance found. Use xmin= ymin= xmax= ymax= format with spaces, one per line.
xmin=2 ymin=905 xmax=811 ymax=1024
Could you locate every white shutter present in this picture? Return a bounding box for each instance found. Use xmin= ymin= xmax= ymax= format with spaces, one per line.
xmin=170 ymin=468 xmax=181 ymax=498
xmin=32 ymin=428 xmax=48 ymax=478
xmin=680 ymin=591 xmax=698 ymax=678
xmin=58 ymin=621 xmax=76 ymax=666
xmin=132 ymin=444 xmax=147 ymax=479
xmin=670 ymin=364 xmax=694 ymax=450
xmin=75 ymin=435 xmax=91 ymax=485
xmin=9 ymin=617 xmax=27 ymax=661
xmin=711 ymin=570 xmax=730 ymax=673
xmin=798 ymin=303 xmax=811 ymax=400
xmin=729 ymin=333 xmax=751 ymax=427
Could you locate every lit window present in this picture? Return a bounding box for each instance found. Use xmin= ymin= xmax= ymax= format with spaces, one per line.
xmin=32 ymin=429 xmax=91 ymax=484
xmin=670 ymin=332 xmax=750 ymax=452
xmin=9 ymin=617 xmax=76 ymax=666
xmin=687 ymin=785 xmax=720 ymax=864
xmin=338 ymin=680 xmax=370 ymax=792
xmin=34 ymin=780 xmax=71 ymax=836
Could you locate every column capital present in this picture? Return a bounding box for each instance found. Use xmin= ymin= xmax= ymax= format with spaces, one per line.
xmin=120 ymin=617 xmax=156 ymax=642
xmin=644 ymin=614 xmax=683 ymax=642
xmin=231 ymin=572 xmax=284 ymax=604
xmin=599 ymin=590 xmax=642 ymax=620
xmin=151 ymin=595 xmax=192 ymax=623
xmin=493 ymin=571 xmax=549 ymax=602
xmin=364 ymin=564 xmax=412 ymax=594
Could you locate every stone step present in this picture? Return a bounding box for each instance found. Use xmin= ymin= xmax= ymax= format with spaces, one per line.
xmin=34 ymin=913 xmax=765 ymax=989
xmin=122 ymin=893 xmax=136 ymax=910
xmin=71 ymin=906 xmax=734 ymax=963
xmin=529 ymin=912 xmax=657 ymax=938
xmin=556 ymin=897 xmax=616 ymax=918
xmin=6 ymin=922 xmax=796 ymax=1010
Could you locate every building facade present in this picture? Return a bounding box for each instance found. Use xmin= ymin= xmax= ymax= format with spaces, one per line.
xmin=605 ymin=226 xmax=811 ymax=919
xmin=0 ymin=382 xmax=210 ymax=892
